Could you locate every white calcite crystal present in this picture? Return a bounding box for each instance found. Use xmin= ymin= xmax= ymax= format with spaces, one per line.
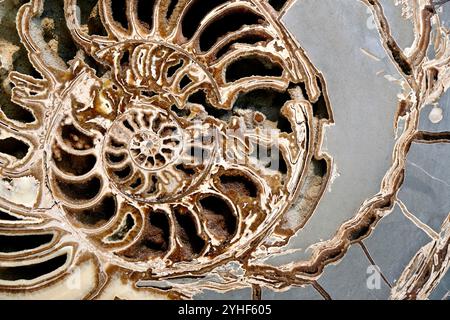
xmin=0 ymin=176 xmax=39 ymax=207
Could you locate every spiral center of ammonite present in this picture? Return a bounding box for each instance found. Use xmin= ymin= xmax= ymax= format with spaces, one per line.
xmin=101 ymin=105 xmax=215 ymax=203
xmin=129 ymin=126 xmax=181 ymax=171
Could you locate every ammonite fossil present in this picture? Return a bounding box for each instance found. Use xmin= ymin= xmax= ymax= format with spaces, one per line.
xmin=3 ymin=0 xmax=448 ymax=300
xmin=0 ymin=0 xmax=332 ymax=296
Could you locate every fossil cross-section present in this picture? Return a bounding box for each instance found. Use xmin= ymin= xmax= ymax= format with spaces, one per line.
xmin=0 ymin=0 xmax=449 ymax=300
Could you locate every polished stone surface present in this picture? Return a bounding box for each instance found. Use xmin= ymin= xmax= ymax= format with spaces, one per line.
xmin=269 ymin=0 xmax=400 ymax=263
xmin=318 ymin=244 xmax=391 ymax=300
xmin=262 ymin=286 xmax=323 ymax=300
xmin=363 ymin=205 xmax=431 ymax=285
xmin=397 ymin=142 xmax=450 ymax=232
